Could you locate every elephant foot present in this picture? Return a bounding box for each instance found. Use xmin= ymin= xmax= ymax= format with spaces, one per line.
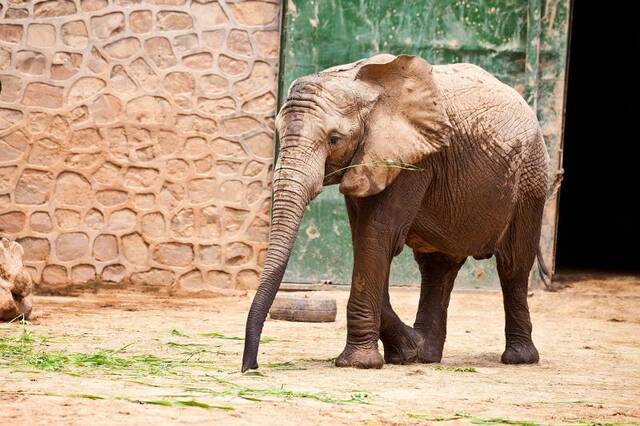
xmin=382 ymin=325 xmax=423 ymax=365
xmin=335 ymin=345 xmax=384 ymax=369
xmin=382 ymin=326 xmax=446 ymax=365
xmin=501 ymin=341 xmax=539 ymax=364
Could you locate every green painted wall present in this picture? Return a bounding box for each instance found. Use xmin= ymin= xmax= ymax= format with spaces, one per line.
xmin=278 ymin=0 xmax=569 ymax=286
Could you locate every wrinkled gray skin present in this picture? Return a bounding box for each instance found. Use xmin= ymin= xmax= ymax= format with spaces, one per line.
xmin=242 ymin=54 xmax=549 ymax=371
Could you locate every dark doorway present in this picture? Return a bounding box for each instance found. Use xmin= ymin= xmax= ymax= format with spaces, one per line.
xmin=555 ymin=2 xmax=640 ymax=273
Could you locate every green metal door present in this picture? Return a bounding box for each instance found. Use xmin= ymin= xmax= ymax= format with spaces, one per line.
xmin=279 ymin=0 xmax=569 ymax=286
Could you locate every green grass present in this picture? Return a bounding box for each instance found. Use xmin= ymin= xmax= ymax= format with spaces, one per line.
xmin=166 ymin=341 xmax=208 ymax=349
xmin=561 ymin=419 xmax=635 ymax=426
xmin=432 ymin=364 xmax=478 ymax=373
xmin=200 ymin=331 xmax=274 ymax=343
xmin=28 ymin=392 xmax=234 ymax=411
xmin=169 ymin=328 xmax=189 ymax=337
xmin=262 ymin=357 xmax=336 ymax=370
xmin=262 ymin=361 xmax=305 ymax=370
xmin=200 ymin=332 xmax=244 ymax=341
xmin=406 ymin=412 xmax=539 ymax=425
xmin=0 ymin=329 xmax=173 ymax=375
xmin=130 ymin=398 xmax=234 ymax=411
xmin=208 ymin=375 xmax=370 ymax=405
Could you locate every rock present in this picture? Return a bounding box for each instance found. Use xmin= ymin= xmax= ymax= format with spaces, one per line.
xmin=130 ymin=10 xmax=152 ymax=33
xmin=42 ymin=264 xmax=67 ymax=286
xmin=198 ymin=244 xmax=221 ymax=265
xmin=183 ymin=52 xmax=213 ymax=70
xmin=253 ymin=30 xmax=279 ymax=58
xmin=22 ymin=83 xmax=63 ymax=108
xmin=110 ymin=65 xmax=137 ymax=93
xmin=17 ymin=237 xmax=50 ymax=261
xmin=68 ymin=77 xmax=106 ymax=103
xmin=227 ymin=30 xmax=252 ymax=55
xmin=71 ymin=264 xmax=96 ymax=283
xmin=34 ymin=0 xmax=77 ymax=17
xmin=61 ymin=21 xmax=88 ymax=48
xmin=91 ymin=12 xmax=125 ymax=39
xmin=164 ymin=71 xmax=195 ymax=95
xmin=157 ymin=11 xmax=192 ymax=31
xmin=0 ymin=238 xmax=34 ymax=321
xmin=30 ymin=211 xmax=53 ymax=233
xmin=192 ymin=2 xmax=228 ymax=28
xmin=0 ymin=25 xmax=23 ymax=44
xmin=96 ymin=189 xmax=128 ymax=207
xmin=144 ymin=37 xmax=176 ymax=68
xmin=215 ymin=179 xmax=243 ymax=203
xmin=15 ymin=169 xmax=54 ymax=205
xmin=0 ymin=211 xmax=26 ymax=234
xmin=244 ymin=133 xmax=274 ymax=160
xmin=223 ymin=116 xmax=261 ymax=136
xmin=122 ymin=233 xmax=148 ymax=265
xmin=104 ymin=37 xmax=141 ymax=59
xmin=225 ymin=242 xmax=252 ymax=266
xmin=229 ymin=2 xmax=278 ymax=26
xmin=174 ymin=34 xmax=198 ymax=53
xmin=236 ymin=269 xmax=259 ymax=289
xmin=141 ymin=212 xmax=165 ymax=238
xmin=54 ymin=209 xmax=81 ymax=229
xmin=108 ymin=208 xmax=136 ymax=231
xmin=0 ymin=75 xmax=23 ymax=103
xmin=0 ymin=0 xmax=281 ymax=295
xmin=129 ymin=58 xmax=157 ymax=86
xmin=81 ymin=0 xmax=108 ymax=12
xmin=243 ymin=93 xmax=276 ymax=114
xmin=93 ymin=234 xmax=118 ymax=261
xmin=152 ymin=242 xmax=193 ymax=266
xmin=233 ymin=61 xmax=272 ymax=97
xmin=218 ymin=55 xmax=247 ymax=76
xmin=201 ymin=74 xmax=228 ymax=96
xmin=101 ymin=263 xmax=125 ymax=283
xmin=134 ymin=193 xmax=155 ymax=210
xmin=54 ymin=172 xmax=92 ymax=206
xmin=171 ymin=269 xmax=246 ymax=297
xmin=16 ymin=51 xmax=47 ymax=75
xmin=187 ymin=178 xmax=216 ymax=204
xmin=198 ymin=97 xmax=236 ymax=116
xmin=88 ymin=48 xmax=108 ymax=73
xmin=51 ymin=52 xmax=83 ymax=80
xmin=130 ymin=268 xmax=174 ymax=287
xmin=55 ymin=232 xmax=89 ymax=261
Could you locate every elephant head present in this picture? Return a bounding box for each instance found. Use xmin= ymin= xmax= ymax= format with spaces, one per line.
xmin=242 ymin=54 xmax=452 ymax=371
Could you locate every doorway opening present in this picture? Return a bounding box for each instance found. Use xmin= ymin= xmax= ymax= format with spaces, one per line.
xmin=555 ymin=1 xmax=639 ymax=274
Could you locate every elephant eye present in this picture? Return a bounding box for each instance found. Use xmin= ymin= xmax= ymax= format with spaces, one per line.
xmin=329 ymin=134 xmax=341 ymax=146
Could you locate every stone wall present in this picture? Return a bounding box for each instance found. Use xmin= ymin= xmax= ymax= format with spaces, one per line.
xmin=0 ymin=0 xmax=280 ymax=294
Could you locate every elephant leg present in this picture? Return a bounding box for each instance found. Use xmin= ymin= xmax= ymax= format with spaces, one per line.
xmin=336 ymin=169 xmax=427 ymax=369
xmin=413 ymin=251 xmax=466 ymax=363
xmin=335 ymin=224 xmax=390 ymax=369
xmin=495 ymin=202 xmax=543 ymax=364
xmin=346 ymin=201 xmax=419 ymax=365
xmin=379 ymin=285 xmax=423 ymax=364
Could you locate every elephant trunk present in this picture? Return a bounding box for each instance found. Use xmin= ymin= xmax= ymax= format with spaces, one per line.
xmin=242 ymin=147 xmax=325 ymax=372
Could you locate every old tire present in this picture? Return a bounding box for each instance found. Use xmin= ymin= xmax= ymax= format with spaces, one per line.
xmin=269 ymin=295 xmax=337 ymax=323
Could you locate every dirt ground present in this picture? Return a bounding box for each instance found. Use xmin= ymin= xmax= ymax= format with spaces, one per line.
xmin=1 ymin=274 xmax=639 ymax=425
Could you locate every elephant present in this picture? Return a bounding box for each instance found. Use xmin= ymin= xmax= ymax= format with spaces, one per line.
xmin=242 ymin=54 xmax=550 ymax=371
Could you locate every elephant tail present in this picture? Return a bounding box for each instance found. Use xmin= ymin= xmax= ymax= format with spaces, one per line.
xmin=536 ymin=167 xmax=562 ymax=290
xmin=536 ymin=246 xmax=552 ymax=289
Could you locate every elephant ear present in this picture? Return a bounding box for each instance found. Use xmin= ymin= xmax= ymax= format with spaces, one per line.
xmin=339 ymin=55 xmax=452 ymax=197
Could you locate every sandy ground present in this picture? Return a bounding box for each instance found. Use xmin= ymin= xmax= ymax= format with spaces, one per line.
xmin=1 ymin=274 xmax=639 ymax=425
